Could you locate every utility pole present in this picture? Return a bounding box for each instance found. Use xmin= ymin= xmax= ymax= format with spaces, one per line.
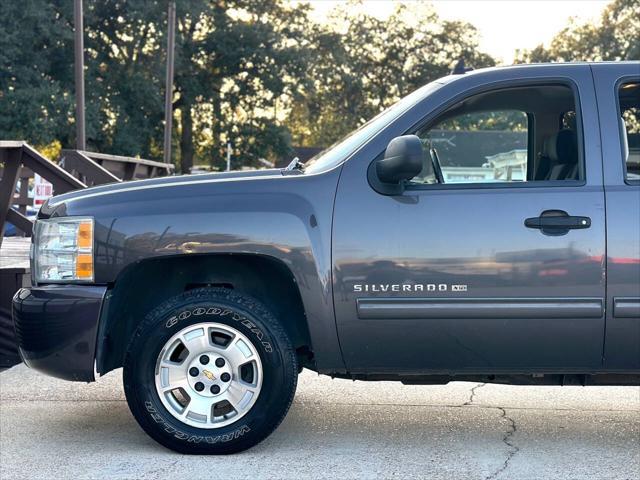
xmin=163 ymin=2 xmax=176 ymax=164
xmin=73 ymin=0 xmax=86 ymax=150
xmin=226 ymin=142 xmax=231 ymax=171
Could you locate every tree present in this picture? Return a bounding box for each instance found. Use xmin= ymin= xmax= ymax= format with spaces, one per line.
xmin=0 ymin=1 xmax=166 ymax=158
xmin=0 ymin=1 xmax=74 ymax=149
xmin=287 ymin=2 xmax=495 ymax=148
xmin=84 ymin=1 xmax=166 ymax=159
xmin=0 ymin=0 xmax=311 ymax=171
xmin=518 ymin=0 xmax=639 ymax=62
xmin=171 ymin=1 xmax=310 ymax=172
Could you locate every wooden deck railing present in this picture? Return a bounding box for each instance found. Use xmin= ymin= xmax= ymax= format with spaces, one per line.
xmin=0 ymin=142 xmax=86 ymax=245
xmin=60 ymin=149 xmax=174 ymax=186
xmin=1 ymin=142 xmax=176 ymax=245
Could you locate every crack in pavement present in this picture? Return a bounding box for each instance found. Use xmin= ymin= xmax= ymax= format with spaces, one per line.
xmin=459 ymin=383 xmax=521 ymax=480
xmin=490 ymin=408 xmax=520 ymax=479
xmin=485 ymin=407 xmax=520 ymax=480
xmin=463 ymin=382 xmax=486 ymax=406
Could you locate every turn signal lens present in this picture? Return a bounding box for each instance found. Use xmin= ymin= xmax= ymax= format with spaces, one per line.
xmin=75 ymin=253 xmax=94 ymax=280
xmin=77 ymin=222 xmax=93 ymax=249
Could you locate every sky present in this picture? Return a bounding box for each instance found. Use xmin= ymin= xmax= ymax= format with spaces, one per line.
xmin=305 ymin=0 xmax=612 ymax=64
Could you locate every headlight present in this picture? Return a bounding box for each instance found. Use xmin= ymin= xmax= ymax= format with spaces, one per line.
xmin=34 ymin=217 xmax=94 ymax=282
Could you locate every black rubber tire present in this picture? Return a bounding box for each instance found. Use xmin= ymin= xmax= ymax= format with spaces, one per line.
xmin=123 ymin=287 xmax=298 ymax=454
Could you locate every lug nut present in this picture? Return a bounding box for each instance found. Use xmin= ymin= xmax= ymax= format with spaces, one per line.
xmin=199 ymin=355 xmax=210 ymax=365
xmin=215 ymin=358 xmax=225 ymax=367
xmin=210 ymin=385 xmax=221 ymax=394
xmin=189 ymin=367 xmax=199 ymax=377
xmin=194 ymin=382 xmax=205 ymax=392
xmin=221 ymin=373 xmax=231 ymax=382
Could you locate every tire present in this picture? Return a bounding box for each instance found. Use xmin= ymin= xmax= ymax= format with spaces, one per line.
xmin=123 ymin=287 xmax=298 ymax=454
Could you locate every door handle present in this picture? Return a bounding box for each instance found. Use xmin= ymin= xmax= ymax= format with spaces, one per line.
xmin=524 ymin=210 xmax=591 ymax=236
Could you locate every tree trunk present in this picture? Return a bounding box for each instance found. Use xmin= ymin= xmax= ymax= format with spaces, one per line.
xmin=180 ymin=104 xmax=194 ymax=174
xmin=211 ymin=88 xmax=223 ymax=167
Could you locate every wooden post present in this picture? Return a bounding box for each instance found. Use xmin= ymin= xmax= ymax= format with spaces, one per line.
xmin=74 ymin=0 xmax=86 ymax=150
xmin=163 ymin=2 xmax=176 ymax=165
xmin=0 ymin=149 xmax=22 ymax=245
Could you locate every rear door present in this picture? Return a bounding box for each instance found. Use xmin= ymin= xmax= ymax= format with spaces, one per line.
xmin=592 ymin=63 xmax=640 ymax=371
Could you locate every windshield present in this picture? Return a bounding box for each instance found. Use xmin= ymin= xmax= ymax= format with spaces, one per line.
xmin=304 ymin=80 xmax=445 ymax=174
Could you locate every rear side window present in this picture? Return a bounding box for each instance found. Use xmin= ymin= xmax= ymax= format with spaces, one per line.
xmin=618 ymin=81 xmax=640 ymax=182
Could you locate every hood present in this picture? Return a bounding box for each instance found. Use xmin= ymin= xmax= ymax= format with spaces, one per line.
xmin=44 ymin=168 xmax=285 ymax=211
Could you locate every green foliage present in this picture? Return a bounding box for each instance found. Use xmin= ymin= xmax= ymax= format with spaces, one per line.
xmin=518 ymin=0 xmax=639 ymax=62
xmin=0 ymin=1 xmax=74 ymax=148
xmin=0 ymin=0 xmax=308 ymax=171
xmin=516 ymin=0 xmax=640 ymax=150
xmin=288 ymin=2 xmax=495 ymax=147
xmin=0 ymin=0 xmax=635 ymax=172
xmin=171 ymin=0 xmax=310 ymax=172
xmin=85 ymin=0 xmax=166 ymax=159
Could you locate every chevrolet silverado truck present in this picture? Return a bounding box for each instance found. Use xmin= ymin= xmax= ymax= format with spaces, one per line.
xmin=12 ymin=62 xmax=640 ymax=454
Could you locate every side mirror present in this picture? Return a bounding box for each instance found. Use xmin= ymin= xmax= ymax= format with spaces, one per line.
xmin=369 ymin=135 xmax=423 ymax=195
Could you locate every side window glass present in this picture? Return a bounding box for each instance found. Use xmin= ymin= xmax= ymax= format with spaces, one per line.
xmin=410 ymin=85 xmax=582 ymax=186
xmin=618 ymin=81 xmax=640 ymax=182
xmin=420 ymin=110 xmax=528 ymax=184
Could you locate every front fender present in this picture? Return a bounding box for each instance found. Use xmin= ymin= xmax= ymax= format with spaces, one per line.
xmin=56 ymin=169 xmax=345 ymax=372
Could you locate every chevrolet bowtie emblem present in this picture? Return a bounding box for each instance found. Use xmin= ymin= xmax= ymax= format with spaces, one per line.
xmin=202 ymin=370 xmax=215 ymax=381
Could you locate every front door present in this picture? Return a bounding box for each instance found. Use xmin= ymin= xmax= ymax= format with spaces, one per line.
xmin=333 ymin=67 xmax=606 ymax=373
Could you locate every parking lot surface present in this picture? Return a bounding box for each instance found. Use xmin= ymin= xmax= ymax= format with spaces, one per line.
xmin=1 ymin=364 xmax=639 ymax=479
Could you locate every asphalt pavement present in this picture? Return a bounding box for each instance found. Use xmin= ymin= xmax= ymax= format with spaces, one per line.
xmin=0 ymin=364 xmax=638 ymax=479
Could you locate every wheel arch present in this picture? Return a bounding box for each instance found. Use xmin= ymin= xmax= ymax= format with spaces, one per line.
xmin=96 ymin=253 xmax=314 ymax=376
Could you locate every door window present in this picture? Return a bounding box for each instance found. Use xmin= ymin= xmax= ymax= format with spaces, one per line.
xmin=618 ymin=81 xmax=640 ymax=182
xmin=417 ymin=110 xmax=528 ymax=184
xmin=410 ymin=84 xmax=583 ymax=186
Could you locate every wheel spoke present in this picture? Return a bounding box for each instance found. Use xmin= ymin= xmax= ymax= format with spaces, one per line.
xmin=158 ymin=360 xmax=189 ymax=391
xmin=162 ymin=380 xmax=191 ymax=394
xmin=224 ymin=337 xmax=257 ymax=367
xmin=185 ymin=395 xmax=214 ymax=420
xmin=223 ymin=380 xmax=258 ymax=414
xmin=179 ymin=328 xmax=211 ymax=355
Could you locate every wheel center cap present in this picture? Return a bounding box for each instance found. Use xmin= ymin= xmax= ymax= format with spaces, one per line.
xmin=186 ymin=352 xmax=232 ymax=397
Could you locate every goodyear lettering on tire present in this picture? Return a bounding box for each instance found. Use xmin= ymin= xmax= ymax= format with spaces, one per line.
xmin=165 ymin=307 xmax=273 ymax=353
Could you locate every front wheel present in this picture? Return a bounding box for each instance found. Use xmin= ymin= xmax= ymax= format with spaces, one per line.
xmin=123 ymin=288 xmax=298 ymax=454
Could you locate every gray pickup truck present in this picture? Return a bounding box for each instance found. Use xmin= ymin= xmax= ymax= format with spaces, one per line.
xmin=12 ymin=62 xmax=640 ymax=454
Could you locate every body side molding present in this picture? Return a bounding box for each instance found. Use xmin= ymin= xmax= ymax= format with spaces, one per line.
xmin=613 ymin=298 xmax=640 ymax=318
xmin=356 ymin=297 xmax=604 ymax=319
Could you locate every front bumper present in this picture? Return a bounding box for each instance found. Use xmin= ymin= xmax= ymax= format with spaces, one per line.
xmin=12 ymin=285 xmax=107 ymax=381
